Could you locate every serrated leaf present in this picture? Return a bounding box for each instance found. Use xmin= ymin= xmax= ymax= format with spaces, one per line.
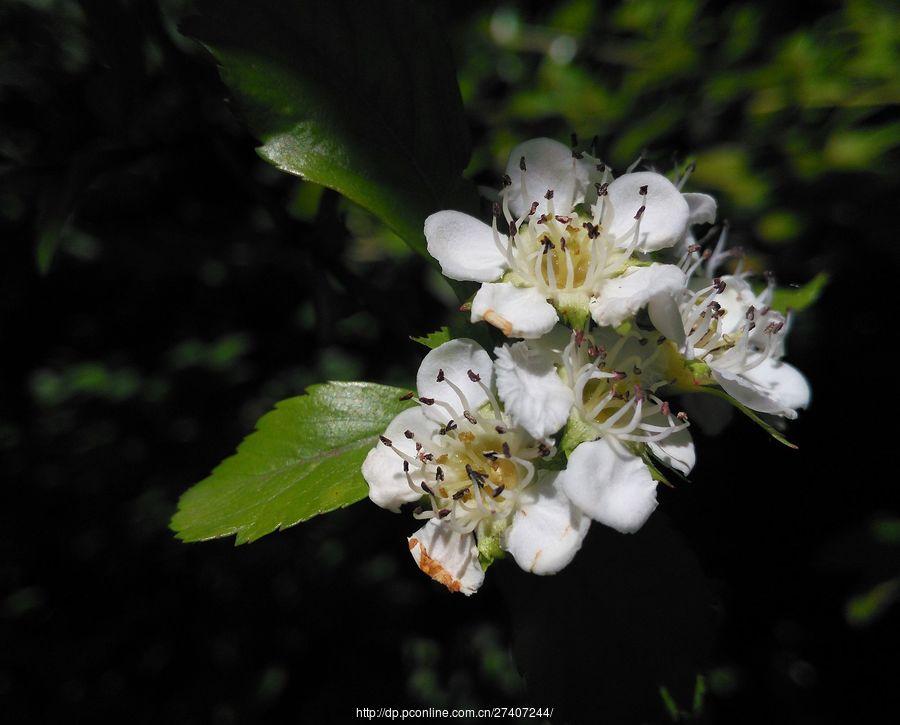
xmin=183 ymin=0 xmax=478 ymax=258
xmin=696 ymin=387 xmax=798 ymax=449
xmin=411 ymin=327 xmax=452 ymax=350
xmin=171 ymin=381 xmax=414 ymax=544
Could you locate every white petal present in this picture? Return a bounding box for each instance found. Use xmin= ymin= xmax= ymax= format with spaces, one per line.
xmin=504 ymin=471 xmax=591 ymax=574
xmin=471 ymin=282 xmax=558 ymax=339
xmin=363 ymin=407 xmax=439 ymax=512
xmin=416 ymin=339 xmax=494 ymax=421
xmin=493 ymin=342 xmax=574 ymax=439
xmin=605 ymin=172 xmax=690 ymax=252
xmin=744 ymin=359 xmax=811 ymax=412
xmin=648 ymin=290 xmax=687 ymax=348
xmin=504 ymin=138 xmax=592 ymax=218
xmin=713 ymin=359 xmax=811 ymax=418
xmin=558 ymin=438 xmax=658 ymax=533
xmin=590 ymin=264 xmax=686 ymax=328
xmin=407 ymin=520 xmax=484 ymax=595
xmin=683 ymin=193 xmax=717 ymax=226
xmin=645 ymin=414 xmax=696 ymax=476
xmin=424 ymin=211 xmax=508 ymax=282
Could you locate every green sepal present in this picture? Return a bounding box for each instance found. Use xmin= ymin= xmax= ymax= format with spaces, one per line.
xmin=477 ymin=533 xmax=506 ymax=571
xmin=759 ymin=272 xmax=828 ymax=314
xmin=560 ymin=410 xmax=598 ymax=458
xmin=693 ymin=386 xmax=798 ymax=449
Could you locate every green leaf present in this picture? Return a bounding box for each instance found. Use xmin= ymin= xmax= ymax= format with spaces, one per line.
xmin=411 ymin=327 xmax=452 ymax=350
xmin=765 ymin=272 xmax=829 ymax=314
xmin=183 ymin=0 xmax=478 ymax=258
xmin=695 ymin=387 xmax=798 ymax=449
xmin=171 ymin=381 xmax=414 ymax=544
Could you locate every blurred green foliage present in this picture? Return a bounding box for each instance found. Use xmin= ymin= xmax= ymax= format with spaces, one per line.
xmin=2 ymin=0 xmax=899 ymax=722
xmin=457 ymin=0 xmax=899 ymax=249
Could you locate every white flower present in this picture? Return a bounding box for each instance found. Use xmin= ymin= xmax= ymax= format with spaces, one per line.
xmin=425 ymin=138 xmax=715 ymax=338
xmin=362 ymin=339 xmax=590 ymax=594
xmin=494 ymin=326 xmax=696 ymax=533
xmin=656 ymin=234 xmax=812 ymax=419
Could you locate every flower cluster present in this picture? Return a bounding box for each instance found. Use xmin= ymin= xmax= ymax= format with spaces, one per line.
xmin=363 ymin=138 xmax=810 ymax=594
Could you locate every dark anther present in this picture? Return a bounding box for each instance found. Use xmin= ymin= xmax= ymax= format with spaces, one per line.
xmin=436 ymin=368 xmax=445 ymax=382
xmin=657 ymin=336 xmax=666 ymax=345
xmin=495 ymin=425 xmax=507 ymax=434
xmin=421 ymin=482 xmax=433 ymax=495
xmin=466 ymin=464 xmax=487 ymax=486
xmin=541 ymin=237 xmax=555 ymax=254
xmin=413 ymin=505 xmax=424 ymax=516
xmin=529 ymin=201 xmax=539 ymax=215
xmin=687 ymin=244 xmax=701 ymax=254
xmin=555 ymin=215 xmax=571 ymax=224
xmin=583 ymin=222 xmax=600 ymax=239
xmin=520 ymin=156 xmax=527 ymax=172
xmin=638 ymin=337 xmax=648 ymax=346
xmin=633 ymin=365 xmax=643 ymax=375
xmin=404 ymin=429 xmax=415 ymax=439
xmin=538 ymin=443 xmax=551 ymax=457
xmin=639 ymin=184 xmax=648 ymax=196
xmin=414 ymin=442 xmax=422 ymax=451
xmin=597 ymin=163 xmax=606 ymax=173
xmin=501 ymin=173 xmax=512 ymax=187
xmin=467 ymin=369 xmax=481 ymax=382
xmin=713 ymin=277 xmax=726 ymax=294
xmin=634 ymin=205 xmax=646 ymax=220
xmin=595 ymin=181 xmax=609 ymax=196
xmin=560 ymin=237 xmax=567 ymax=251
xmin=483 ymin=451 xmax=498 ymax=461
xmin=438 ymin=509 xmax=451 ymax=519
xmin=418 ymin=397 xmax=434 ymax=405
xmin=746 ymin=306 xmax=756 ymax=321
xmin=399 ymin=391 xmax=414 ymax=400
xmin=545 ymin=189 xmax=554 ymax=200
xmin=537 ymin=214 xmax=549 ymax=225
xmin=435 ymin=467 xmax=444 ymax=481
xmin=464 ymin=410 xmax=478 ymax=425
xmin=403 ymin=460 xmax=410 ymax=472
xmin=492 ymin=201 xmax=501 ymax=219
xmin=492 ymin=485 xmax=505 ymax=498
xmin=502 ymin=442 xmax=511 ymax=458
xmin=379 ymin=435 xmax=392 ymax=446
xmin=453 ymin=488 xmax=469 ymax=501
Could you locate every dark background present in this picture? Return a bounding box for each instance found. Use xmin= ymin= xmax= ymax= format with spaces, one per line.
xmin=2 ymin=0 xmax=899 ymax=722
